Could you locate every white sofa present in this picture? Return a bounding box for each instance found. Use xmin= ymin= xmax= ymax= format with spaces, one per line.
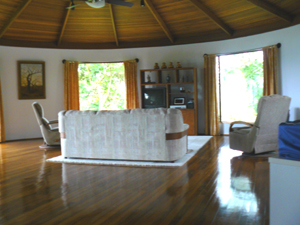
xmin=58 ymin=108 xmax=189 ymax=162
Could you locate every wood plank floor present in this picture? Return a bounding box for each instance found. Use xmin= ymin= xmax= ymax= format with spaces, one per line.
xmin=0 ymin=136 xmax=269 ymax=225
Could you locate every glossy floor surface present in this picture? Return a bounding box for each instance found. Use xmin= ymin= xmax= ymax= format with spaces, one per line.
xmin=0 ymin=136 xmax=269 ymax=225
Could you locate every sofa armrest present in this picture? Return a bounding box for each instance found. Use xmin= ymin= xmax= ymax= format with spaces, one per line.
xmin=166 ymin=124 xmax=189 ymax=140
xmin=58 ymin=111 xmax=66 ymax=137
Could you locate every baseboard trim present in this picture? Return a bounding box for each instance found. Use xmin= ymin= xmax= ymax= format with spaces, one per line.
xmin=4 ymin=137 xmax=43 ymax=143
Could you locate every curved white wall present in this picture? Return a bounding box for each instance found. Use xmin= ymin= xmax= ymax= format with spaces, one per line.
xmin=1 ymin=24 xmax=300 ymax=140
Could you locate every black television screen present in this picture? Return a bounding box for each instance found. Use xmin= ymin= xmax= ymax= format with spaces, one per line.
xmin=142 ymin=88 xmax=166 ymax=108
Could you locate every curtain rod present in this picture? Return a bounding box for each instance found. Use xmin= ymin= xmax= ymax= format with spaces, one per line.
xmin=62 ymin=58 xmax=139 ymax=64
xmin=204 ymin=43 xmax=281 ymax=57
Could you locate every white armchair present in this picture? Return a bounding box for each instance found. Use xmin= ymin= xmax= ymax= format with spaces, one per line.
xmin=229 ymin=95 xmax=291 ymax=154
xmin=32 ymin=102 xmax=60 ymax=147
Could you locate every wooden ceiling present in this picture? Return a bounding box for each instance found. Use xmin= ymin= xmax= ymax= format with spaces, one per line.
xmin=0 ymin=0 xmax=299 ymax=49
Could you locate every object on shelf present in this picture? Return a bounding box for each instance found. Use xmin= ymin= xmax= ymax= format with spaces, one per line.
xmin=176 ymin=62 xmax=182 ymax=68
xmin=142 ymin=87 xmax=166 ymax=108
xmin=161 ymin=62 xmax=167 ymax=69
xmin=173 ymin=97 xmax=185 ymax=105
xmin=179 ymin=87 xmax=185 ymax=92
xmin=170 ymin=105 xmax=186 ymax=109
xmin=168 ymin=62 xmax=174 ymax=68
xmin=166 ymin=75 xmax=170 ymax=83
xmin=187 ymin=99 xmax=194 ymax=109
xmin=147 ymin=75 xmax=151 ymax=83
xmin=154 ymin=63 xmax=159 ymax=69
xmin=181 ymin=76 xmax=185 ymax=82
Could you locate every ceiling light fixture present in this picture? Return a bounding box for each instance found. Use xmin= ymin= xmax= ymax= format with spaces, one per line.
xmin=141 ymin=0 xmax=145 ymax=7
xmin=71 ymin=0 xmax=75 ymax=10
xmin=86 ymin=0 xmax=105 ymax=8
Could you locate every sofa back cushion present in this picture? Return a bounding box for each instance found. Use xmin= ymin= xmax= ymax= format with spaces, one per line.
xmin=59 ymin=108 xmax=184 ymax=160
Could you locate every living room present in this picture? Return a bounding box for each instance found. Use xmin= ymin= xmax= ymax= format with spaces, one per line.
xmin=0 ymin=6 xmax=300 ymax=224
xmin=1 ymin=24 xmax=300 ymax=141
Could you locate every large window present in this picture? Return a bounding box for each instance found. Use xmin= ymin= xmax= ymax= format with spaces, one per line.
xmin=218 ymin=51 xmax=263 ymax=122
xmin=78 ymin=63 xmax=126 ymax=110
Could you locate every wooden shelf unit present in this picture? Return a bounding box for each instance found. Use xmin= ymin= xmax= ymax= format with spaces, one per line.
xmin=140 ymin=67 xmax=198 ymax=135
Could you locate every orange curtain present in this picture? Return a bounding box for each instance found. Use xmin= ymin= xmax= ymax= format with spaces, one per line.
xmin=64 ymin=61 xmax=80 ymax=110
xmin=124 ymin=60 xmax=139 ymax=109
xmin=263 ymin=45 xmax=278 ymax=95
xmin=204 ymin=54 xmax=220 ymax=136
xmin=0 ymin=78 xmax=5 ymax=142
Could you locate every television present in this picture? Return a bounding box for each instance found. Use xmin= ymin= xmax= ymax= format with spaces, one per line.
xmin=142 ymin=87 xmax=166 ymax=108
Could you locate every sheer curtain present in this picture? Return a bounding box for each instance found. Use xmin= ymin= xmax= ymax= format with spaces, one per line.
xmin=263 ymin=45 xmax=279 ymax=95
xmin=64 ymin=61 xmax=80 ymax=110
xmin=124 ymin=60 xmax=139 ymax=109
xmin=204 ymin=54 xmax=220 ymax=136
xmin=0 ymin=78 xmax=5 ymax=142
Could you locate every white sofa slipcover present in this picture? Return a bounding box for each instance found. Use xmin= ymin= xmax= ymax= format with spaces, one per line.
xmin=59 ymin=108 xmax=189 ymax=162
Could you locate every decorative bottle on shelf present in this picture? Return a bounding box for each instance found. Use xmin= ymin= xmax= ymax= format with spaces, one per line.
xmin=168 ymin=62 xmax=174 ymax=68
xmin=154 ymin=63 xmax=159 ymax=69
xmin=176 ymin=62 xmax=182 ymax=68
xmin=166 ymin=75 xmax=170 ymax=83
xmin=161 ymin=62 xmax=167 ymax=69
xmin=147 ymin=75 xmax=151 ymax=83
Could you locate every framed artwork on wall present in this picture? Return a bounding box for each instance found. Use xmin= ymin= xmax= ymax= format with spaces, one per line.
xmin=17 ymin=61 xmax=45 ymax=99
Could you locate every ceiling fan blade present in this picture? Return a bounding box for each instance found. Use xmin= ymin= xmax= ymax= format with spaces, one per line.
xmin=66 ymin=3 xmax=82 ymax=9
xmin=106 ymin=0 xmax=133 ymax=7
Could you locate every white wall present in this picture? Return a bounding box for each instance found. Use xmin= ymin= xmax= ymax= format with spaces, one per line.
xmin=1 ymin=24 xmax=300 ymax=140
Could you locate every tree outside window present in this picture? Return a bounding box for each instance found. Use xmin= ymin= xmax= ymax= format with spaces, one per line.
xmin=78 ymin=63 xmax=126 ymax=110
xmin=219 ymin=51 xmax=263 ymax=122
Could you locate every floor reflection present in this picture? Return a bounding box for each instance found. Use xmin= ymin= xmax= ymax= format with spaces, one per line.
xmin=60 ymin=162 xmax=191 ymax=212
xmin=21 ymin=153 xmax=52 ymax=212
xmin=216 ymin=146 xmax=259 ymax=215
xmin=0 ymin=137 xmax=270 ymax=224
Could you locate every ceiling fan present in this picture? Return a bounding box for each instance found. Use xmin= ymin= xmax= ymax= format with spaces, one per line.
xmin=67 ymin=0 xmax=134 ymax=9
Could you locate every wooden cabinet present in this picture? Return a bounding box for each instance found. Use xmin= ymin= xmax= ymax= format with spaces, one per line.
xmin=180 ymin=109 xmax=196 ymax=135
xmin=140 ymin=67 xmax=198 ymax=135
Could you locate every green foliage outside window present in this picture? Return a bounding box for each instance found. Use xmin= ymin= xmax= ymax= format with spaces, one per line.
xmin=78 ymin=63 xmax=125 ymax=110
xmin=241 ymin=58 xmax=263 ymax=115
xmin=220 ymin=51 xmax=263 ymax=122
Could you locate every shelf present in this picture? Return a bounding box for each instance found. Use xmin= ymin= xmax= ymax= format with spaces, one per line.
xmin=141 ymin=82 xmax=194 ymax=86
xmin=180 ymin=108 xmax=195 ymax=110
xmin=141 ymin=83 xmax=165 ymax=86
xmin=169 ymin=92 xmax=194 ymax=95
xmin=167 ymin=82 xmax=194 ymax=85
xmin=140 ymin=66 xmax=198 ymax=135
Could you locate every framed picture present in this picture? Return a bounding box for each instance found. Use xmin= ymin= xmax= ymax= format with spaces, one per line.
xmin=174 ymin=97 xmax=185 ymax=105
xmin=18 ymin=61 xmax=45 ymax=99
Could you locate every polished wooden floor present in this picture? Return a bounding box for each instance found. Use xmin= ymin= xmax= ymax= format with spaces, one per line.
xmin=0 ymin=136 xmax=269 ymax=225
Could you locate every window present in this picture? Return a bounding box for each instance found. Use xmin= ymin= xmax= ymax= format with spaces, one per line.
xmin=78 ymin=63 xmax=126 ymax=110
xmin=218 ymin=51 xmax=263 ymax=122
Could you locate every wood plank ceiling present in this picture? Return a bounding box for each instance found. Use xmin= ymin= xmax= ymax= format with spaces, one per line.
xmin=0 ymin=0 xmax=299 ymax=49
